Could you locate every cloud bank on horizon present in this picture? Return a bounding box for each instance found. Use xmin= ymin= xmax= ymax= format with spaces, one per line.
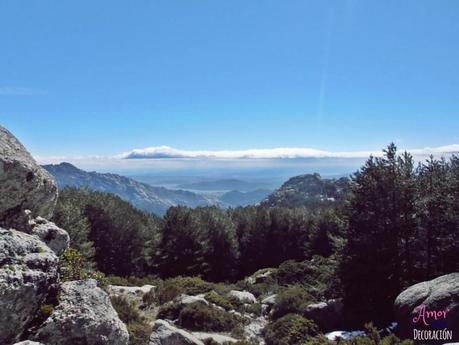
xmin=118 ymin=144 xmax=459 ymax=160
xmin=34 ymin=144 xmax=459 ymax=174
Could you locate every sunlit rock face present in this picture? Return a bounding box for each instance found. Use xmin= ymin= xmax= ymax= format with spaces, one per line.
xmin=0 ymin=125 xmax=58 ymax=231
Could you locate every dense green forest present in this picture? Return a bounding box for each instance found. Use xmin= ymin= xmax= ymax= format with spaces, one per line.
xmin=52 ymin=144 xmax=459 ymax=330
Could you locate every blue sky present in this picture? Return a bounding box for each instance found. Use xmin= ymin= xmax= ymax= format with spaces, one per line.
xmin=1 ymin=0 xmax=458 ymax=170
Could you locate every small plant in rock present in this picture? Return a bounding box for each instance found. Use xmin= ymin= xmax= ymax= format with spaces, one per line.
xmin=59 ymin=248 xmax=108 ymax=288
xmin=39 ymin=304 xmax=54 ymax=318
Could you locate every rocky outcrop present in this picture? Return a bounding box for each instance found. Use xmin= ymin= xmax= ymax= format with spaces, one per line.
xmin=228 ymin=290 xmax=257 ymax=304
xmin=303 ymin=299 xmax=344 ymax=332
xmin=244 ymin=316 xmax=268 ymax=344
xmin=193 ymin=332 xmax=238 ymax=344
xmin=0 ymin=126 xmax=129 ymax=345
xmin=30 ymin=217 xmax=69 ymax=255
xmin=246 ymin=270 xmax=274 ymax=285
xmin=394 ymin=273 xmax=459 ymax=340
xmin=0 ymin=228 xmax=59 ymax=344
xmin=149 ymin=319 xmax=204 ymax=345
xmin=178 ymin=294 xmax=209 ymax=305
xmin=108 ymin=284 xmax=155 ymax=298
xmin=261 ymin=294 xmax=276 ymax=307
xmin=0 ymin=126 xmax=57 ymax=230
xmin=33 ymin=279 xmax=129 ymax=345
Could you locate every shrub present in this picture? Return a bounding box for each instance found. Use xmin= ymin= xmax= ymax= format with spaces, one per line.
xmin=127 ymin=320 xmax=153 ymax=345
xmin=274 ymin=258 xmax=341 ymax=301
xmin=39 ymin=304 xmax=54 ymax=318
xmin=205 ymin=291 xmax=236 ymax=310
xmin=107 ymin=275 xmax=160 ymax=287
xmin=154 ymin=276 xmax=215 ymax=305
xmin=157 ymin=301 xmax=181 ymax=320
xmin=263 ymin=314 xmax=320 ymax=345
xmin=110 ymin=295 xmax=143 ymax=324
xmin=142 ymin=288 xmax=156 ymax=306
xmin=59 ymin=248 xmax=108 ymax=288
xmin=240 ymin=302 xmax=262 ymax=316
xmin=110 ymin=295 xmax=152 ymax=345
xmin=155 ymin=280 xmax=184 ymax=305
xmin=178 ymin=302 xmax=242 ymax=332
xmin=271 ymin=286 xmax=315 ymax=320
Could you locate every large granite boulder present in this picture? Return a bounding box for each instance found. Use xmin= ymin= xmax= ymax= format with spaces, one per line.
xmin=394 ymin=273 xmax=459 ymax=341
xmin=0 ymin=228 xmax=59 ymax=344
xmin=227 ymin=290 xmax=257 ymax=304
xmin=149 ymin=319 xmax=204 ymax=345
xmin=0 ymin=126 xmax=57 ymax=230
xmin=303 ymin=299 xmax=344 ymax=332
xmin=34 ymin=279 xmax=129 ymax=345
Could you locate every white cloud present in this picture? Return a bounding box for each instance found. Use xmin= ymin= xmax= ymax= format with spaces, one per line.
xmin=34 ymin=144 xmax=459 ymax=173
xmin=118 ymin=144 xmax=459 ymax=160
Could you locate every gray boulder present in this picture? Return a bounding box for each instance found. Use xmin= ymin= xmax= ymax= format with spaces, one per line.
xmin=178 ymin=294 xmax=209 ymax=306
xmin=394 ymin=273 xmax=459 ymax=340
xmin=227 ymin=290 xmax=257 ymax=304
xmin=0 ymin=126 xmax=57 ymax=230
xmin=13 ymin=342 xmax=45 ymax=345
xmin=0 ymin=228 xmax=59 ymax=344
xmin=246 ymin=270 xmax=274 ymax=285
xmin=30 ymin=217 xmax=69 ymax=255
xmin=149 ymin=319 xmax=204 ymax=345
xmin=192 ymin=332 xmax=238 ymax=344
xmin=108 ymin=284 xmax=155 ymax=298
xmin=34 ymin=279 xmax=129 ymax=345
xmin=303 ymin=299 xmax=344 ymax=332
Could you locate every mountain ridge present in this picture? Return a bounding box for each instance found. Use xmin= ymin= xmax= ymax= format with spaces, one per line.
xmin=260 ymin=172 xmax=350 ymax=208
xmin=43 ymin=162 xmax=211 ymax=215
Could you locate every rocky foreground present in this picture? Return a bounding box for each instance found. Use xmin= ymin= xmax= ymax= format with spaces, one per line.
xmin=0 ymin=125 xmax=127 ymax=345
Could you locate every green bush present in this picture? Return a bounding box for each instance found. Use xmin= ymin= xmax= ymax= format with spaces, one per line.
xmin=110 ymin=295 xmax=152 ymax=345
xmin=205 ymin=291 xmax=236 ymax=310
xmin=271 ymin=286 xmax=315 ymax=320
xmin=110 ymin=295 xmax=143 ymax=324
xmin=153 ymin=276 xmax=218 ymax=305
xmin=263 ymin=314 xmax=320 ymax=345
xmin=107 ymin=275 xmax=160 ymax=287
xmin=157 ymin=301 xmax=182 ymax=320
xmin=127 ymin=320 xmax=153 ymax=345
xmin=39 ymin=304 xmax=54 ymax=318
xmin=178 ymin=302 xmax=243 ymax=332
xmin=240 ymin=302 xmax=262 ymax=316
xmin=155 ymin=280 xmax=184 ymax=305
xmin=274 ymin=258 xmax=341 ymax=301
xmin=59 ymin=248 xmax=108 ymax=288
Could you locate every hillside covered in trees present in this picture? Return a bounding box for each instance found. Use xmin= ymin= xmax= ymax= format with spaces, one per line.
xmin=51 ymin=144 xmax=459 ymax=344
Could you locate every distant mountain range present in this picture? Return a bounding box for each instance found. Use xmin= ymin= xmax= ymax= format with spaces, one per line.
xmin=43 ymin=163 xmax=211 ymax=215
xmin=218 ymin=189 xmax=271 ymax=207
xmin=260 ymin=173 xmax=350 ymax=208
xmin=43 ymin=163 xmax=272 ymax=214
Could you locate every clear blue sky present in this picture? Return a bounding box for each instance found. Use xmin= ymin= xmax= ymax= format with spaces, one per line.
xmin=1 ymin=0 xmax=458 ymax=158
